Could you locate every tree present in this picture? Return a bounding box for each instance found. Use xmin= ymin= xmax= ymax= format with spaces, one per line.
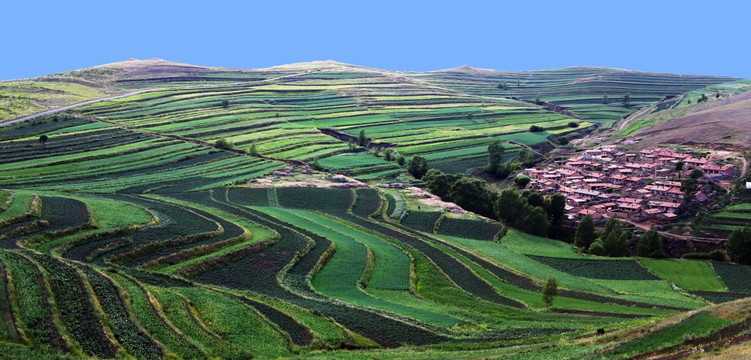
xmin=407 ymin=156 xmax=428 ymax=179
xmin=423 ymin=169 xmax=461 ymax=200
xmin=534 ymin=96 xmax=542 ymax=105
xmin=449 ymin=177 xmax=495 ymax=218
xmin=526 ymin=191 xmax=544 ymax=208
xmin=39 ymin=135 xmax=48 ymax=147
xmin=542 ymin=277 xmax=558 ymax=307
xmin=514 ymin=176 xmax=531 ymax=189
xmin=214 ymin=138 xmax=234 ymax=150
xmin=604 ymin=228 xmax=631 ymax=257
xmin=568 ymin=121 xmax=579 ymax=128
xmin=358 ymin=130 xmax=368 ymax=147
xmin=675 ymin=161 xmax=684 ymax=172
xmin=221 ymin=99 xmax=229 ymax=108
xmin=248 ymin=143 xmax=259 ymax=156
xmin=574 ymin=215 xmax=596 ymax=249
xmin=520 ymin=205 xmax=550 ymax=236
xmin=588 ymin=240 xmax=606 ymax=256
xmin=637 ymin=226 xmax=664 ymax=258
xmin=602 ymin=94 xmax=608 ymax=104
xmin=396 ymin=156 xmax=405 ymax=166
xmin=680 ymin=178 xmax=699 ymax=203
xmin=486 ymin=141 xmax=505 ymax=176
xmin=384 ymin=149 xmax=393 ymax=161
xmin=599 ymin=217 xmax=620 ymax=244
xmin=547 ymin=194 xmax=567 ymax=239
xmin=716 ymin=90 xmax=721 ymax=99
xmin=726 ymin=227 xmax=751 ymax=265
xmin=495 ymin=190 xmax=526 ymax=226
xmin=529 ymin=125 xmax=544 ymax=132
xmin=622 ymin=94 xmax=631 ymax=107
xmin=690 ymin=168 xmax=704 ymax=179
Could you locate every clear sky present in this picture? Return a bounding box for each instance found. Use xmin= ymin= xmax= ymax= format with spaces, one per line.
xmin=3 ymin=0 xmax=750 ymax=80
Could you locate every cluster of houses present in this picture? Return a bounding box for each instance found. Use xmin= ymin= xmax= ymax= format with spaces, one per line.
xmin=524 ymin=146 xmax=734 ymax=225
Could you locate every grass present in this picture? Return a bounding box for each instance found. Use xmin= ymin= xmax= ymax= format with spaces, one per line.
xmin=639 ymin=258 xmax=727 ymax=292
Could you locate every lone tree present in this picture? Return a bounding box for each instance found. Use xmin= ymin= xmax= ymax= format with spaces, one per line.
xmin=248 ymin=143 xmax=259 ymax=156
xmin=690 ymin=168 xmax=704 ymax=179
xmin=485 ymin=140 xmax=505 ymax=176
xmin=680 ymin=178 xmax=699 ymax=203
xmin=675 ymin=161 xmax=684 ymax=172
xmin=574 ymin=215 xmax=596 ymax=249
xmin=726 ymin=227 xmax=751 ymax=265
xmin=602 ymin=94 xmax=608 ymax=104
xmin=407 ymin=156 xmax=429 ymax=179
xmin=358 ymin=130 xmax=368 ymax=147
xmin=214 ymin=138 xmax=234 ymax=150
xmin=514 ymin=176 xmax=531 ymax=189
xmin=221 ymin=99 xmax=229 ymax=108
xmin=542 ymin=277 xmax=558 ymax=307
xmin=622 ymin=94 xmax=631 ymax=107
xmin=534 ymin=96 xmax=542 ymax=105
xmin=39 ymin=135 xmax=48 ymax=147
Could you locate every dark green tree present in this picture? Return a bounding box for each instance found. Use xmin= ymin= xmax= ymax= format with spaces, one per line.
xmin=486 ymin=141 xmax=505 ymax=176
xmin=384 ymin=149 xmax=393 ymax=161
xmin=248 ymin=143 xmax=259 ymax=156
xmin=574 ymin=215 xmax=596 ymax=249
xmin=214 ymin=138 xmax=234 ymax=150
xmin=407 ymin=156 xmax=429 ymax=179
xmin=604 ymin=228 xmax=631 ymax=257
xmin=495 ymin=189 xmax=526 ymax=227
xmin=520 ymin=205 xmax=550 ymax=236
xmin=221 ymin=99 xmax=229 ymax=108
xmin=675 ymin=161 xmax=684 ymax=172
xmin=39 ymin=135 xmax=48 ymax=147
xmin=423 ymin=169 xmax=461 ymax=200
xmin=690 ymin=168 xmax=704 ymax=179
xmin=542 ymin=277 xmax=558 ymax=307
xmin=588 ymin=240 xmax=607 ymax=256
xmin=637 ymin=226 xmax=664 ymax=258
xmin=526 ymin=191 xmax=545 ymax=208
xmin=599 ymin=217 xmax=620 ymax=244
xmin=396 ymin=156 xmax=405 ymax=166
xmin=358 ymin=130 xmax=368 ymax=147
xmin=514 ymin=176 xmax=531 ymax=189
xmin=449 ymin=177 xmax=495 ymax=218
xmin=726 ymin=227 xmax=751 ymax=265
xmin=602 ymin=94 xmax=608 ymax=104
xmin=680 ymin=178 xmax=699 ymax=203
xmin=534 ymin=96 xmax=541 ymax=105
xmin=622 ymin=94 xmax=631 ymax=107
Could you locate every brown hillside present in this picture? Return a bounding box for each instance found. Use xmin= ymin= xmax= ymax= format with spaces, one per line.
xmin=634 ymin=90 xmax=751 ymax=149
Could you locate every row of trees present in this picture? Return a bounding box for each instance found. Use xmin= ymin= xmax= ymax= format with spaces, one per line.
xmin=495 ymin=190 xmax=566 ymax=238
xmin=575 ymin=216 xmax=664 ymax=258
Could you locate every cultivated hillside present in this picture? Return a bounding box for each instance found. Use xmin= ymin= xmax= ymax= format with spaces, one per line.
xmin=0 ymin=60 xmax=750 ymax=359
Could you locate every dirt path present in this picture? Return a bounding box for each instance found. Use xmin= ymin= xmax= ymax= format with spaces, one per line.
xmin=0 ymin=90 xmax=155 ymax=127
xmin=616 ymin=106 xmax=651 ymax=131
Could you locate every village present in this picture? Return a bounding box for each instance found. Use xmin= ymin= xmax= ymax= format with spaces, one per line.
xmin=524 ymin=145 xmax=736 ymax=227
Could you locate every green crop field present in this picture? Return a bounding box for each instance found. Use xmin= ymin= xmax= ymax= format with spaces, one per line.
xmin=0 ymin=59 xmax=747 ymax=359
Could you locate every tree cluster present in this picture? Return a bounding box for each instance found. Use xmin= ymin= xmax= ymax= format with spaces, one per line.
xmin=214 ymin=138 xmax=234 ymax=150
xmin=636 ymin=226 xmax=665 ymax=258
xmin=423 ymin=169 xmax=497 ymax=218
xmin=494 ymin=190 xmax=566 ymax=238
xmin=407 ymin=156 xmax=429 ymax=179
xmin=575 ymin=216 xmax=633 ymax=257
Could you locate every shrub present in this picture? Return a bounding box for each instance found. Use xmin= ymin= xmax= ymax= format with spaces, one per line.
xmin=568 ymin=121 xmax=579 ymax=128
xmin=215 ymin=138 xmax=234 ymax=150
xmin=514 ymin=176 xmax=531 ymax=189
xmin=529 ymin=125 xmax=544 ymax=132
xmin=588 ymin=240 xmax=606 ymax=256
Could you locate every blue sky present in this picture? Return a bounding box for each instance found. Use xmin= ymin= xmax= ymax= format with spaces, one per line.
xmin=3 ymin=0 xmax=749 ymax=80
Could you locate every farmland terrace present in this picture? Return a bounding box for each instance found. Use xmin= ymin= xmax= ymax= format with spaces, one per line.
xmin=0 ymin=60 xmax=750 ymax=359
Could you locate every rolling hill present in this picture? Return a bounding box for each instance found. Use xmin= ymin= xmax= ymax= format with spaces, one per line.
xmin=0 ymin=60 xmax=749 ymax=359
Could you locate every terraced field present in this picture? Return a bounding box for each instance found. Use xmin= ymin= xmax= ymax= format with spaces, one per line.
xmin=0 ymin=60 xmax=749 ymax=359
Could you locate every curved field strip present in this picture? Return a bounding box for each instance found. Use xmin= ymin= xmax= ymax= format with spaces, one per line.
xmin=256 ymin=207 xmax=460 ymax=327
xmin=107 ymin=271 xmax=207 ymax=359
xmin=0 ymin=251 xmax=65 ymax=350
xmin=24 ymin=252 xmax=117 ymax=358
xmin=78 ymin=265 xmax=162 ymax=360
